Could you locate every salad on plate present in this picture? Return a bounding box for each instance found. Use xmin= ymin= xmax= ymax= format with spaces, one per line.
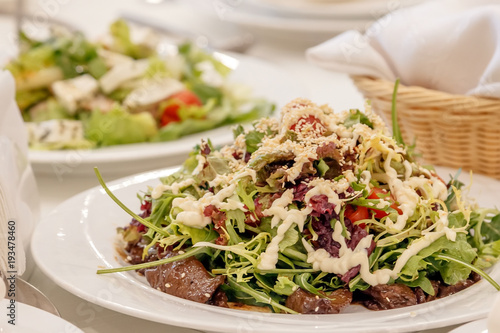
xmin=97 ymin=97 xmax=500 ymax=314
xmin=6 ymin=20 xmax=273 ymax=150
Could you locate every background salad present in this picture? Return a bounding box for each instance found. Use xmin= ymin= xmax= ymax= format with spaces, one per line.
xmin=6 ymin=20 xmax=274 ymax=150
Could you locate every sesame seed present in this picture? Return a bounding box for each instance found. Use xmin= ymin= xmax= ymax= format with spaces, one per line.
xmin=315 ymin=307 xmax=319 ymax=312
xmin=181 ymin=273 xmax=186 ymax=278
xmin=204 ymin=293 xmax=211 ymax=298
xmin=165 ymin=283 xmax=171 ymax=288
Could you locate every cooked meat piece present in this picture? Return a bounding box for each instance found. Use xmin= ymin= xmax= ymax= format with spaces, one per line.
xmin=208 ymin=289 xmax=229 ymax=308
xmin=438 ymin=278 xmax=477 ymax=298
xmin=144 ymin=255 xmax=225 ymax=303
xmin=415 ymin=280 xmax=440 ymax=304
xmin=285 ymin=288 xmax=352 ymax=314
xmin=362 ymin=284 xmax=417 ymax=310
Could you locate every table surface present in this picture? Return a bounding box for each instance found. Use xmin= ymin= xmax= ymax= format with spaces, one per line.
xmin=16 ymin=0 xmax=464 ymax=332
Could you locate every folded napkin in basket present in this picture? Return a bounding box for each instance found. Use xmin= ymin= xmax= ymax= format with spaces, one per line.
xmin=307 ymin=0 xmax=500 ymax=98
xmin=0 ymin=70 xmax=39 ymax=281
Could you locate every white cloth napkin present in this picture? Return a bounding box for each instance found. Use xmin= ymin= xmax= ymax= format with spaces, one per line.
xmin=0 ymin=70 xmax=39 ymax=279
xmin=307 ymin=0 xmax=500 ymax=98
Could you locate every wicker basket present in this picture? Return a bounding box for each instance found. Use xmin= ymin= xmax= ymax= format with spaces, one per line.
xmin=351 ymin=75 xmax=500 ymax=180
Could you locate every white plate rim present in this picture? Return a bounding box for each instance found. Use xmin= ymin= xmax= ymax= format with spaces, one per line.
xmin=247 ymin=0 xmax=425 ymax=19
xmin=181 ymin=0 xmax=373 ymax=33
xmin=31 ymin=166 xmax=500 ymax=333
xmin=0 ymin=299 xmax=84 ymax=332
xmin=449 ymin=318 xmax=488 ymax=333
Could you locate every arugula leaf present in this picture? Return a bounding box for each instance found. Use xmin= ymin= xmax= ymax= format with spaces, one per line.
xmin=482 ymin=213 xmax=500 ymax=244
xmin=391 ymin=78 xmax=405 ymax=146
xmin=177 ymin=224 xmax=217 ymax=244
xmin=398 ymin=271 xmax=435 ymax=295
xmin=401 ymin=233 xmax=477 ymax=285
xmin=227 ymin=276 xmax=297 ymax=313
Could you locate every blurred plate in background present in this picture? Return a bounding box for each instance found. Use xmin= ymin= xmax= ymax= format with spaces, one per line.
xmin=29 ymin=51 xmax=307 ymax=177
xmin=249 ymin=0 xmax=426 ymax=19
xmin=179 ymin=0 xmax=426 ymax=45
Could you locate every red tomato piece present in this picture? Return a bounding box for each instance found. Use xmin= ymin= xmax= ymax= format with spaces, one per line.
xmin=290 ymin=115 xmax=326 ymax=135
xmin=367 ymin=188 xmax=402 ymax=218
xmin=160 ymin=90 xmax=202 ymax=127
xmin=345 ymin=205 xmax=369 ymax=228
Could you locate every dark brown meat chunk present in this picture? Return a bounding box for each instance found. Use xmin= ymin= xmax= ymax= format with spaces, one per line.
xmin=415 ymin=280 xmax=440 ymax=304
xmin=362 ymin=284 xmax=417 ymax=310
xmin=208 ymin=289 xmax=229 ymax=308
xmin=285 ymin=288 xmax=352 ymax=314
xmin=438 ymin=278 xmax=477 ymax=298
xmin=144 ymin=255 xmax=225 ymax=304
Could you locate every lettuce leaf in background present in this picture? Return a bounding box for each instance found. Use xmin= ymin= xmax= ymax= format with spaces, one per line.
xmin=155 ymin=98 xmax=273 ymax=142
xmin=178 ymin=42 xmax=231 ymax=80
xmin=108 ymin=19 xmax=156 ymax=59
xmin=85 ymin=107 xmax=158 ymax=146
xmin=52 ymin=33 xmax=105 ymax=79
xmin=7 ymin=30 xmax=105 ymax=90
xmin=29 ymin=98 xmax=72 ymax=123
xmin=16 ymin=89 xmax=50 ymax=114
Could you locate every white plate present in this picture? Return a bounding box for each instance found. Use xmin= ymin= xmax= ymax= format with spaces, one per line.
xmin=181 ymin=0 xmax=374 ymax=45
xmin=31 ymin=166 xmax=500 ymax=333
xmin=248 ymin=0 xmax=426 ymax=19
xmin=449 ymin=319 xmax=488 ymax=333
xmin=0 ymin=299 xmax=83 ymax=333
xmin=181 ymin=0 xmax=424 ymax=45
xmin=29 ymin=52 xmax=307 ymax=177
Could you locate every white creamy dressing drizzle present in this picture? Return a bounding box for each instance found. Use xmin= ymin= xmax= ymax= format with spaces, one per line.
xmin=304 ymin=216 xmax=457 ymax=286
xmin=166 ymin=167 xmax=257 ymax=229
xmin=382 ymin=151 xmax=447 ymax=231
xmin=192 ymin=154 xmax=207 ymax=175
xmin=360 ymin=170 xmax=372 ymax=188
xmin=258 ymin=190 xmax=312 ymax=269
xmin=403 ymin=160 xmax=413 ymax=180
xmin=258 ymin=178 xmax=356 ymax=270
xmin=171 ymin=196 xmax=211 ymax=228
xmin=171 ymin=183 xmax=246 ymax=229
xmin=151 ymin=178 xmax=196 ymax=199
xmin=304 ymin=182 xmax=342 ymax=215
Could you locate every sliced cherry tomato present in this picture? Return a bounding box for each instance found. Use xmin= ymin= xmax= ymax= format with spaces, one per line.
xmin=290 ymin=115 xmax=326 ymax=135
xmin=345 ymin=205 xmax=369 ymax=228
xmin=160 ymin=90 xmax=202 ymax=127
xmin=367 ymin=188 xmax=403 ymax=218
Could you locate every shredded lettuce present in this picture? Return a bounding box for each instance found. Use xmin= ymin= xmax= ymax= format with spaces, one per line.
xmin=85 ymin=107 xmax=158 ymax=146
